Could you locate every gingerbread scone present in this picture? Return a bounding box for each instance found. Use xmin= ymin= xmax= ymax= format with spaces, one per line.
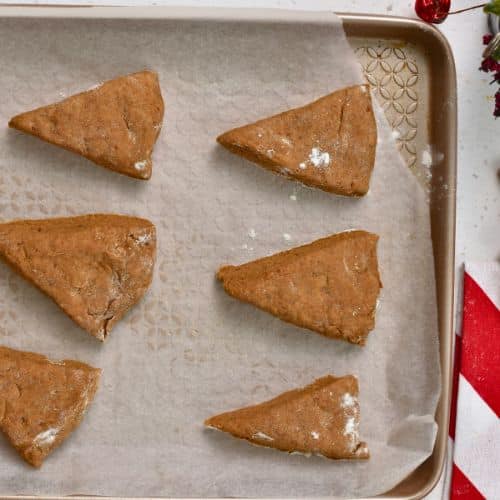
xmin=217 ymin=85 xmax=377 ymax=196
xmin=206 ymin=375 xmax=369 ymax=459
xmin=0 ymin=345 xmax=100 ymax=467
xmin=0 ymin=214 xmax=156 ymax=341
xmin=217 ymin=231 xmax=381 ymax=345
xmin=9 ymin=71 xmax=164 ymax=180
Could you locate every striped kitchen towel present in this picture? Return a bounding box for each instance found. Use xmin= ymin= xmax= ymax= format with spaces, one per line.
xmin=449 ymin=263 xmax=499 ymax=499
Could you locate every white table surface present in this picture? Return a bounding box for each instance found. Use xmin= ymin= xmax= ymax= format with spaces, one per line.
xmin=0 ymin=0 xmax=498 ymax=498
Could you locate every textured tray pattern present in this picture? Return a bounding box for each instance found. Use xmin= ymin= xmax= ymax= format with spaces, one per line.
xmin=352 ymin=40 xmax=430 ymax=188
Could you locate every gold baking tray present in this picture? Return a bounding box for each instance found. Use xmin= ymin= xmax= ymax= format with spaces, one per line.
xmin=0 ymin=6 xmax=456 ymax=500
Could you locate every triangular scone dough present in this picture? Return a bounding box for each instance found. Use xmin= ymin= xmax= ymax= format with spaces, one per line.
xmin=0 ymin=214 xmax=156 ymax=341
xmin=0 ymin=345 xmax=100 ymax=467
xmin=217 ymin=85 xmax=376 ymax=196
xmin=9 ymin=70 xmax=164 ymax=180
xmin=217 ymin=231 xmax=381 ymax=345
xmin=206 ymin=375 xmax=369 ymax=459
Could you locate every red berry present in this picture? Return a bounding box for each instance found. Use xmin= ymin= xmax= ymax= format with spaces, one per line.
xmin=480 ymin=57 xmax=500 ymax=72
xmin=415 ymin=0 xmax=451 ymax=24
xmin=483 ymin=33 xmax=494 ymax=45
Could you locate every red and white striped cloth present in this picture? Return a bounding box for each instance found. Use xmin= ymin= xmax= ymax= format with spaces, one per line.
xmin=448 ymin=263 xmax=499 ymax=499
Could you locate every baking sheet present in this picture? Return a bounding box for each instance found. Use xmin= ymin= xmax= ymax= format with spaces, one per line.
xmin=0 ymin=13 xmax=440 ymax=498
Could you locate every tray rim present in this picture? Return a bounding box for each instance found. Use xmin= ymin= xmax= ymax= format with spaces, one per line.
xmin=342 ymin=14 xmax=457 ymax=499
xmin=0 ymin=6 xmax=456 ymax=500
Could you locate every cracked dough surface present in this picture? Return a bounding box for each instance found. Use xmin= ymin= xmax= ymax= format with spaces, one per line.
xmin=217 ymin=84 xmax=377 ymax=196
xmin=9 ymin=71 xmax=164 ymax=180
xmin=0 ymin=214 xmax=156 ymax=340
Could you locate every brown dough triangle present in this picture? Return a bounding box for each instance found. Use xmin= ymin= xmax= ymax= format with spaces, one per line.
xmin=0 ymin=345 xmax=100 ymax=467
xmin=217 ymin=230 xmax=381 ymax=345
xmin=9 ymin=70 xmax=164 ymax=180
xmin=217 ymin=85 xmax=377 ymax=196
xmin=0 ymin=214 xmax=156 ymax=341
xmin=206 ymin=375 xmax=369 ymax=459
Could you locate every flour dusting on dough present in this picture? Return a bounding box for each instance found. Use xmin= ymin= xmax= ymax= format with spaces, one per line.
xmin=308 ymin=147 xmax=330 ymax=168
xmin=33 ymin=428 xmax=59 ymax=447
xmin=290 ymin=450 xmax=312 ymax=457
xmin=341 ymin=393 xmax=356 ymax=409
xmin=86 ymin=82 xmax=102 ymax=92
xmin=134 ymin=160 xmax=148 ymax=171
xmin=344 ymin=416 xmax=359 ymax=450
xmin=253 ymin=431 xmax=274 ymax=441
xmin=135 ymin=233 xmax=151 ymax=245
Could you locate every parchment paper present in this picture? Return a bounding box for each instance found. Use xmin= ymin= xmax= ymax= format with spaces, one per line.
xmin=0 ymin=13 xmax=440 ymax=498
